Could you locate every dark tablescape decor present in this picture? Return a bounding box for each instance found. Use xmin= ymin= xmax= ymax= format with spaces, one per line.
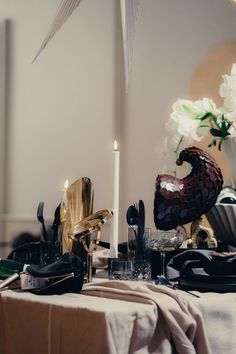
xmin=206 ymin=204 xmax=236 ymax=245
xmin=154 ymin=146 xmax=223 ymax=231
xmin=206 ymin=186 xmax=236 ymax=245
xmin=166 ymin=249 xmax=236 ymax=293
xmin=125 ymin=200 xmax=152 ymax=281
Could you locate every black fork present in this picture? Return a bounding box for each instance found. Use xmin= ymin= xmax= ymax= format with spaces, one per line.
xmin=37 ymin=201 xmax=48 ymax=242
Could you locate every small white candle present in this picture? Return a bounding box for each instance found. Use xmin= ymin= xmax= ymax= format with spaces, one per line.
xmin=61 ymin=179 xmax=69 ymax=209
xmin=110 ymin=140 xmax=120 ymax=258
xmin=61 ymin=179 xmax=69 ymax=254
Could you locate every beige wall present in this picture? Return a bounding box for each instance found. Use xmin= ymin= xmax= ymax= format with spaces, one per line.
xmin=0 ymin=0 xmax=236 ymax=257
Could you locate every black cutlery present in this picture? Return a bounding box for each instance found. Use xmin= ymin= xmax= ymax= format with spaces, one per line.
xmin=126 ymin=205 xmax=139 ymax=258
xmin=126 ymin=205 xmax=139 ymax=229
xmin=51 ymin=204 xmax=61 ymax=243
xmin=137 ymin=200 xmax=145 ymax=239
xmin=37 ymin=201 xmax=48 ymax=242
xmin=136 ymin=200 xmax=145 ymax=261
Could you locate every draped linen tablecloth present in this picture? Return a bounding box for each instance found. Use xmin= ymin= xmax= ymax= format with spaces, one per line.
xmin=0 ymin=280 xmax=236 ymax=354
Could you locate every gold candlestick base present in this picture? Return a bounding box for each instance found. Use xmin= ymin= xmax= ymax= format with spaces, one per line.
xmin=87 ymin=253 xmax=93 ymax=283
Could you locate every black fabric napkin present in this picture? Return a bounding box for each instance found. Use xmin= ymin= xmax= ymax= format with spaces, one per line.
xmin=26 ymin=252 xmax=84 ymax=295
xmin=166 ymin=249 xmax=236 ymax=292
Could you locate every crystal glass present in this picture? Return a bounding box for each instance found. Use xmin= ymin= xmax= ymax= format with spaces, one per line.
xmin=109 ymin=259 xmax=133 ymax=280
xmin=150 ymin=227 xmax=185 ymax=277
xmin=127 ymin=227 xmax=151 ymax=281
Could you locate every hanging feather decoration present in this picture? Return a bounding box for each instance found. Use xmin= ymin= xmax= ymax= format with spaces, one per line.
xmin=32 ymin=0 xmax=82 ymax=63
xmin=32 ymin=0 xmax=140 ymax=94
xmin=120 ymin=0 xmax=140 ymax=92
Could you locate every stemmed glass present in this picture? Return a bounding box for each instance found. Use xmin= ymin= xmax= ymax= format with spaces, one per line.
xmin=150 ymin=226 xmax=186 ymax=278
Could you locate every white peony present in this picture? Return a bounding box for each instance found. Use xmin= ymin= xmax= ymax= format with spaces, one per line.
xmin=219 ymin=63 xmax=236 ymax=112
xmin=162 ymin=63 xmax=236 ymax=155
xmin=169 ymin=98 xmax=217 ymax=142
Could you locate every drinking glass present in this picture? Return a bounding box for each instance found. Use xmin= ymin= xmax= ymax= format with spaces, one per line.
xmin=109 ymin=259 xmax=133 ymax=280
xmin=127 ymin=227 xmax=151 ymax=281
xmin=150 ymin=227 xmax=185 ymax=277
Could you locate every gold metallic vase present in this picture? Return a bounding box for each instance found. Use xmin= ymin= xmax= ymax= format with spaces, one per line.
xmin=61 ymin=177 xmax=94 ymax=253
xmin=60 ymin=177 xmax=113 ymax=282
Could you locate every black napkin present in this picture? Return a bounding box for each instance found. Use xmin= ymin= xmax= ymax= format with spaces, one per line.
xmin=166 ymin=249 xmax=236 ymax=292
xmin=26 ymin=252 xmax=84 ymax=295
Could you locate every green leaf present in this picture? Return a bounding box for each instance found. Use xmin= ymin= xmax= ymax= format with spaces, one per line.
xmin=210 ymin=128 xmax=223 ymax=137
xmin=208 ymin=139 xmax=217 ymax=148
xmin=222 ymin=119 xmax=226 ymax=131
xmin=200 ymin=112 xmax=213 ymax=121
xmin=218 ymin=140 xmax=223 ymax=151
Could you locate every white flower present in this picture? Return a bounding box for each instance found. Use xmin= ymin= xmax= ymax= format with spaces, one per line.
xmin=231 ymin=63 xmax=236 ymax=75
xmin=161 ymin=63 xmax=236 ymax=155
xmin=219 ymin=63 xmax=236 ymax=112
xmin=169 ymin=98 xmax=216 ymax=142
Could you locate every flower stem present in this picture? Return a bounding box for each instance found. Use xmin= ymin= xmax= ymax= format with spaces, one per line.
xmin=174 ymin=135 xmax=183 ymax=159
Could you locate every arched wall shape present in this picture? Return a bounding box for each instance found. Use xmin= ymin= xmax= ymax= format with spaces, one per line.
xmin=190 ymin=41 xmax=236 ymax=184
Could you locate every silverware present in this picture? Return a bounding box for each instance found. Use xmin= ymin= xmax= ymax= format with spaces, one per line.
xmin=126 ymin=205 xmax=139 ymax=258
xmin=126 ymin=205 xmax=138 ymax=237
xmin=136 ymin=200 xmax=145 ymax=261
xmin=51 ymin=204 xmax=61 ymax=243
xmin=126 ymin=205 xmax=139 ymax=228
xmin=37 ymin=201 xmax=48 ymax=242
xmin=126 ymin=201 xmax=145 ymax=262
xmin=137 ymin=200 xmax=145 ymax=239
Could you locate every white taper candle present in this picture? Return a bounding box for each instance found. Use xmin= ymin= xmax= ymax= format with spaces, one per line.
xmin=110 ymin=140 xmax=120 ymax=258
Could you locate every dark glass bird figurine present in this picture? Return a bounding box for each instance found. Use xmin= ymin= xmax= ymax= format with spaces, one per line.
xmin=154 ymin=146 xmax=223 ymax=230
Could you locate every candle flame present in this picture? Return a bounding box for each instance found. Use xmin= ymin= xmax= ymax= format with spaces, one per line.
xmin=64 ymin=179 xmax=69 ymax=189
xmin=114 ymin=140 xmax=118 ymax=151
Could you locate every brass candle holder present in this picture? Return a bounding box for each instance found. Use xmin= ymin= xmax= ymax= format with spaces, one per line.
xmin=71 ymin=210 xmax=113 ymax=282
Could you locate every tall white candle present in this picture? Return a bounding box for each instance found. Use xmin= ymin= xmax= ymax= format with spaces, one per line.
xmin=110 ymin=140 xmax=120 ymax=258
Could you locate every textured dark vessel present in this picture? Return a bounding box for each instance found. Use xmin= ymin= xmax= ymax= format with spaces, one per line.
xmin=154 ymin=146 xmax=223 ymax=230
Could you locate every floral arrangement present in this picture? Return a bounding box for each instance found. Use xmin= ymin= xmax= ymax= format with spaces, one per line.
xmin=165 ymin=63 xmax=236 ymax=155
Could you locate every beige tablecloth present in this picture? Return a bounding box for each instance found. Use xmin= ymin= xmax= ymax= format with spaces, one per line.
xmin=0 ymin=281 xmax=236 ymax=354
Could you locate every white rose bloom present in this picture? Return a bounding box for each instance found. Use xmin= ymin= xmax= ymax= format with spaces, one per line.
xmin=224 ymin=96 xmax=236 ymax=111
xmin=219 ymin=64 xmax=236 ymax=112
xmin=224 ymin=110 xmax=236 ymax=122
xmin=170 ymin=98 xmax=215 ymax=142
xmin=231 ymin=63 xmax=236 ymax=75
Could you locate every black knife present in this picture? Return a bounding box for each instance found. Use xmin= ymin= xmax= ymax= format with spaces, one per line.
xmin=137 ymin=200 xmax=145 ymax=261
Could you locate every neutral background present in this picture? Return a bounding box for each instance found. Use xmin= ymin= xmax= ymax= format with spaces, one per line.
xmin=0 ymin=0 xmax=236 ymax=257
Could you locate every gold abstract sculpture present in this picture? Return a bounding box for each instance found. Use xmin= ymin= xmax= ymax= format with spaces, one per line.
xmin=60 ymin=177 xmax=113 ymax=281
xmin=61 ymin=177 xmax=94 ymax=253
